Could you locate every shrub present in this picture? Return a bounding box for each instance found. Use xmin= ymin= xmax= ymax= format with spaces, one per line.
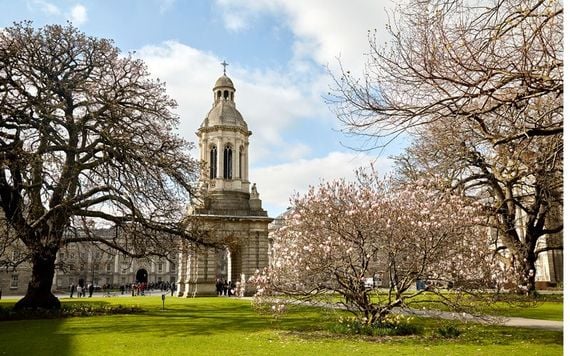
xmin=436 ymin=324 xmax=461 ymax=338
xmin=0 ymin=304 xmax=143 ymax=321
xmin=329 ymin=315 xmax=422 ymax=337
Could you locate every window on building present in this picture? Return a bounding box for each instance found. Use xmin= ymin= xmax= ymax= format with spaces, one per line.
xmin=106 ymin=263 xmax=112 ymax=273
xmin=11 ymin=250 xmax=21 ymax=261
xmin=10 ymin=274 xmax=18 ymax=289
xmin=223 ymin=145 xmax=232 ymax=179
xmin=209 ymin=145 xmax=217 ymax=179
xmin=158 ymin=263 xmax=164 ymax=273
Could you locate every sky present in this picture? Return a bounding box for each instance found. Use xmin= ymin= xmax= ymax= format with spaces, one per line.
xmin=0 ymin=0 xmax=404 ymax=217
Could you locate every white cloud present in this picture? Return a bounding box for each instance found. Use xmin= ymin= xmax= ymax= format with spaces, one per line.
xmin=28 ymin=1 xmax=88 ymax=26
xmin=159 ymin=0 xmax=176 ymax=14
xmin=280 ymin=142 xmax=311 ymax=161
xmin=223 ymin=13 xmax=248 ymax=32
xmin=251 ymin=151 xmax=393 ymax=216
xmin=69 ymin=4 xmax=88 ymax=26
xmin=214 ymin=0 xmax=394 ymax=74
xmin=136 ymin=40 xmax=325 ymax=164
xmin=28 ymin=0 xmax=61 ymax=16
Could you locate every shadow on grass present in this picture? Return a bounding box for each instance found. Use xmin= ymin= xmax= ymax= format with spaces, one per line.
xmin=0 ymin=299 xmax=72 ymax=355
xmin=0 ymin=296 xmax=562 ymax=355
xmin=59 ymin=300 xmax=279 ymax=337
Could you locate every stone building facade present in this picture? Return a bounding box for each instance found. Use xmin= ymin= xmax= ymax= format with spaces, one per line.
xmin=176 ymin=72 xmax=272 ymax=297
xmin=0 ymin=227 xmax=177 ymax=296
xmin=52 ymin=229 xmax=177 ymax=292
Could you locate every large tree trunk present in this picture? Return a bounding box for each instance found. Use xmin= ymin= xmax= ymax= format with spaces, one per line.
xmin=14 ymin=247 xmax=60 ymax=310
xmin=511 ymin=250 xmax=537 ymax=296
xmin=521 ymin=253 xmax=537 ymax=296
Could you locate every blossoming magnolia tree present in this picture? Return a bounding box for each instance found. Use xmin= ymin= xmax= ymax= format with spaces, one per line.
xmin=250 ymin=170 xmax=511 ymax=325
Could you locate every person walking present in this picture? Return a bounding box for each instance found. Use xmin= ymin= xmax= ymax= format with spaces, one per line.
xmin=70 ymin=284 xmax=75 ymax=298
xmin=215 ymin=278 xmax=223 ymax=296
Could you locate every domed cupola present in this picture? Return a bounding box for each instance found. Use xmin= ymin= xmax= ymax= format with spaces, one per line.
xmin=214 ymin=74 xmax=235 ymax=93
xmin=196 ymin=62 xmax=253 ymax=198
xmin=201 ymin=71 xmax=248 ymax=130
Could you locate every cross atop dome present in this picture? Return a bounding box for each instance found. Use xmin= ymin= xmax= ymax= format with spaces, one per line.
xmin=221 ymin=60 xmax=229 ymax=75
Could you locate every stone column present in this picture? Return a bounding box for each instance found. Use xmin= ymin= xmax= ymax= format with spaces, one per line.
xmin=183 ymin=250 xmax=194 ymax=297
xmin=114 ymin=254 xmax=119 ymax=273
xmin=244 ymin=142 xmax=250 ymax=181
xmin=176 ymin=243 xmax=187 ymax=297
xmin=216 ymin=136 xmax=223 ymax=179
xmin=232 ymin=138 xmax=239 ymax=180
xmin=201 ymin=139 xmax=207 ymax=180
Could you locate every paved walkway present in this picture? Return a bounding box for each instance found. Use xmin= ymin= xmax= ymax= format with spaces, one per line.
xmin=501 ymin=317 xmax=562 ymax=331
xmin=392 ymin=307 xmax=563 ymax=331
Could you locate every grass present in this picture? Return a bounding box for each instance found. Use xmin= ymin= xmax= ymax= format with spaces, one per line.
xmin=490 ymin=301 xmax=563 ymax=321
xmin=0 ymin=296 xmax=563 ymax=356
xmin=360 ymin=290 xmax=564 ymax=321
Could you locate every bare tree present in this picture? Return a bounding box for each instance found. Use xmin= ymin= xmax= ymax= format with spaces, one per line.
xmin=395 ymin=119 xmax=562 ymax=293
xmin=328 ymin=0 xmax=562 ymax=294
xmin=0 ymin=23 xmax=208 ymax=309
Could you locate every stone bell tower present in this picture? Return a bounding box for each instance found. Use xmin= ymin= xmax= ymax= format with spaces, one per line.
xmin=177 ymin=65 xmax=272 ymax=297
xmin=196 ymin=68 xmax=257 ymax=210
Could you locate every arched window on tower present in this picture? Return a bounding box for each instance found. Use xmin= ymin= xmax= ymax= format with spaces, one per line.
xmin=223 ymin=145 xmax=232 ymax=179
xmin=223 ymin=90 xmax=229 ymax=100
xmin=209 ymin=145 xmax=217 ymax=179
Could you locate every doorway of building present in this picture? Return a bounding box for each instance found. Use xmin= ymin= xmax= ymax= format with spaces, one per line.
xmin=136 ymin=269 xmax=148 ymax=284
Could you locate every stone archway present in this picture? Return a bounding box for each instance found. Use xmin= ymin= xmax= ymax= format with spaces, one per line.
xmin=136 ymin=268 xmax=148 ymax=284
xmin=177 ymin=217 xmax=271 ymax=297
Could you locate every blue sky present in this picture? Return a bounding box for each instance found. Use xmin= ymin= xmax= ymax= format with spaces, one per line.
xmin=1 ymin=0 xmax=403 ymax=217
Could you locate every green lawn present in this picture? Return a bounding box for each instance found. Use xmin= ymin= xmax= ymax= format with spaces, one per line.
xmin=314 ymin=291 xmax=564 ymax=321
xmin=0 ymin=296 xmax=562 ymax=356
xmin=489 ymin=301 xmax=563 ymax=321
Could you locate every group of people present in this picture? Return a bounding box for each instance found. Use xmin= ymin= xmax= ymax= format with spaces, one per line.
xmin=68 ymin=281 xmax=176 ymax=298
xmin=69 ymin=282 xmax=95 ymax=298
xmin=215 ymin=278 xmax=244 ymax=297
